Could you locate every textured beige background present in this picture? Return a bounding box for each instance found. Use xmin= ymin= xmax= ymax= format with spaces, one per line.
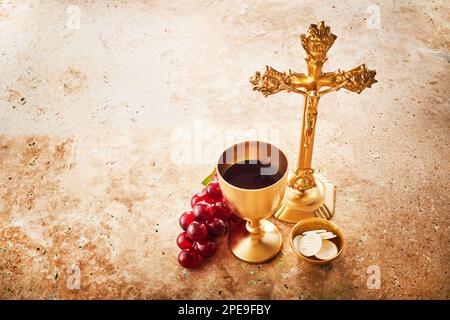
xmin=0 ymin=0 xmax=449 ymax=299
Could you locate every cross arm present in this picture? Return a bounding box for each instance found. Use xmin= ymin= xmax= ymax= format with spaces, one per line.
xmin=318 ymin=64 xmax=377 ymax=96
xmin=250 ymin=65 xmax=307 ymax=96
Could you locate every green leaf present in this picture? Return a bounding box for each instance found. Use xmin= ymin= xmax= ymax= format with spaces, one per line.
xmin=201 ymin=167 xmax=217 ymax=186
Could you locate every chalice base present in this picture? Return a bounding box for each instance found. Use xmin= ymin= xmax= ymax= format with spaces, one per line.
xmin=274 ymin=174 xmax=336 ymax=223
xmin=229 ymin=220 xmax=282 ymax=263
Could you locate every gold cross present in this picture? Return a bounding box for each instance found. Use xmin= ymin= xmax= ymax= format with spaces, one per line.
xmin=251 ymin=21 xmax=376 ymax=192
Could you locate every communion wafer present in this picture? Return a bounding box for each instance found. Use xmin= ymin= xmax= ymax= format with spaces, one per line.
xmin=319 ymin=231 xmax=337 ymax=240
xmin=314 ymin=240 xmax=338 ymax=260
xmin=299 ymin=233 xmax=322 ymax=256
xmin=302 ymin=229 xmax=326 ymax=235
xmin=293 ymin=235 xmax=303 ymax=253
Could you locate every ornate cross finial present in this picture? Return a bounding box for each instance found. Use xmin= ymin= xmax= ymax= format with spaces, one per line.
xmin=301 ymin=21 xmax=336 ymax=63
xmin=250 ymin=22 xmax=376 ymax=223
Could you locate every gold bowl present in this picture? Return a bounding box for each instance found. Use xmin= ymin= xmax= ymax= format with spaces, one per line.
xmin=290 ymin=217 xmax=344 ymax=265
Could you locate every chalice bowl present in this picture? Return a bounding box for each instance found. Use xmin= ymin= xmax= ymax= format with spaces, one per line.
xmin=217 ymin=141 xmax=288 ymax=263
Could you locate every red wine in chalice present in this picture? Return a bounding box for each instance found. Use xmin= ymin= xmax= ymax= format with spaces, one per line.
xmin=222 ymin=160 xmax=283 ymax=190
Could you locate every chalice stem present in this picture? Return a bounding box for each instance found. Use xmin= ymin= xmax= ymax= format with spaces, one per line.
xmin=247 ymin=220 xmax=263 ymax=234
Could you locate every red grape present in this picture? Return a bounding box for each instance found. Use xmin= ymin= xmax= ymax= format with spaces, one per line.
xmin=191 ymin=191 xmax=211 ymax=208
xmin=205 ymin=182 xmax=222 ymax=200
xmin=207 ymin=218 xmax=227 ymax=237
xmin=190 ymin=192 xmax=201 ymax=208
xmin=179 ymin=211 xmax=195 ymax=230
xmin=229 ymin=213 xmax=243 ymax=223
xmin=187 ymin=221 xmax=208 ymax=243
xmin=193 ymin=202 xmax=214 ymax=222
xmin=178 ymin=249 xmax=201 ymax=268
xmin=211 ymin=201 xmax=223 ymax=213
xmin=176 ymin=232 xmax=193 ymax=249
xmin=194 ymin=240 xmax=217 ymax=258
xmin=212 ymin=201 xmax=232 ymax=220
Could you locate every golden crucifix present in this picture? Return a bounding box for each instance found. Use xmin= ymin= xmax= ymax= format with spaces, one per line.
xmin=250 ymin=22 xmax=376 ymax=223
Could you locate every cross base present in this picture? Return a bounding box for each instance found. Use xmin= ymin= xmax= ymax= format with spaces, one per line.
xmin=273 ymin=174 xmax=336 ymax=223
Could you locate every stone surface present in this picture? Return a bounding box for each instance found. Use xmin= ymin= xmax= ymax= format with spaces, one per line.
xmin=0 ymin=0 xmax=449 ymax=299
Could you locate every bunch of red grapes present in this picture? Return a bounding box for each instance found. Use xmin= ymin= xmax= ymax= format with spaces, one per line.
xmin=176 ymin=173 xmax=241 ymax=268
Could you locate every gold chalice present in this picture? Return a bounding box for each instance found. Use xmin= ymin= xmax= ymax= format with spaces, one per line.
xmin=217 ymin=141 xmax=288 ymax=263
